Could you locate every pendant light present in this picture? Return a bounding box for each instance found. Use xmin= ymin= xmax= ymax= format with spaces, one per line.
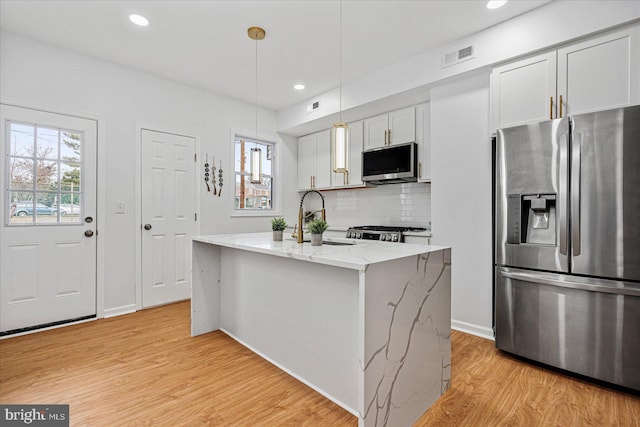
xmin=248 ymin=26 xmax=265 ymax=184
xmin=332 ymin=0 xmax=349 ymax=174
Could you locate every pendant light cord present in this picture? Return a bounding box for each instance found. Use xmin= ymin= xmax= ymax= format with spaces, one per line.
xmin=255 ymin=33 xmax=258 ymax=142
xmin=339 ymin=0 xmax=343 ymax=124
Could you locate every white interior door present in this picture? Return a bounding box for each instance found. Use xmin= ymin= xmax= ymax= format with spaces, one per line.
xmin=1 ymin=104 xmax=97 ymax=334
xmin=141 ymin=129 xmax=196 ymax=308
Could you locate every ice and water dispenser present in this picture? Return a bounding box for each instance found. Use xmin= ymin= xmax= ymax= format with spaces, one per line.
xmin=507 ymin=194 xmax=557 ymax=245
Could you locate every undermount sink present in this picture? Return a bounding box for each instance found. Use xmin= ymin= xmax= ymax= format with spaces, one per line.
xmin=288 ymin=238 xmax=356 ymax=246
xmin=320 ymin=240 xmax=355 ymax=246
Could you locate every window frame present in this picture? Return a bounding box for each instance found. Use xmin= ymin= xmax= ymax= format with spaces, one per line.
xmin=5 ymin=120 xmax=85 ymax=226
xmin=230 ymin=132 xmax=281 ymax=218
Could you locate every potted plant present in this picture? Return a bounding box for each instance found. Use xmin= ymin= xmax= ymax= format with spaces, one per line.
xmin=307 ymin=219 xmax=328 ymax=246
xmin=271 ymin=217 xmax=287 ymax=241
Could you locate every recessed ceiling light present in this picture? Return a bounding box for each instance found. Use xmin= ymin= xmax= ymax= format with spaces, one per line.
xmin=129 ymin=14 xmax=149 ymax=26
xmin=486 ymin=0 xmax=507 ymax=9
xmin=294 ymin=84 xmax=305 ymax=90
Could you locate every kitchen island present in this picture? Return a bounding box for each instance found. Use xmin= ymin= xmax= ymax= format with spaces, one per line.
xmin=192 ymin=232 xmax=451 ymax=427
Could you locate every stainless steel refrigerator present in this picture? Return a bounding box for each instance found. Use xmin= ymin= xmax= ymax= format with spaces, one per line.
xmin=494 ymin=105 xmax=640 ymax=391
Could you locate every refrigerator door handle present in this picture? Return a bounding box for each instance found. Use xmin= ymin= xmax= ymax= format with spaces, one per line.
xmin=571 ymin=133 xmax=581 ymax=256
xmin=500 ymin=270 xmax=640 ymax=297
xmin=559 ymin=134 xmax=568 ymax=255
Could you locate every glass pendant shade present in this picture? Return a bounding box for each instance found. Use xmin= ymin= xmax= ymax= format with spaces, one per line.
xmin=250 ymin=147 xmax=262 ymax=183
xmin=332 ymin=122 xmax=349 ymax=173
xmin=333 ymin=123 xmax=349 ymax=172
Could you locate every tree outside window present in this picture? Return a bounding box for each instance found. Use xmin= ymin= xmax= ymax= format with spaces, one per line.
xmin=6 ymin=122 xmax=83 ymax=225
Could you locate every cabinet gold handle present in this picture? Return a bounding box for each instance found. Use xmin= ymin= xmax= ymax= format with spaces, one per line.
xmin=418 ymin=161 xmax=422 ymax=179
xmin=388 ymin=129 xmax=391 ymax=145
xmin=550 ymin=96 xmax=553 ymax=120
xmin=384 ymin=129 xmax=388 ymax=145
xmin=559 ymin=95 xmax=563 ymax=118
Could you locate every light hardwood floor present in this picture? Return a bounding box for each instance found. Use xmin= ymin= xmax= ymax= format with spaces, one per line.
xmin=1 ymin=301 xmax=638 ymax=426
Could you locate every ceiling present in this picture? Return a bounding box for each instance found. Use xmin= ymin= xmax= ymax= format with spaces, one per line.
xmin=0 ymin=0 xmax=551 ymax=111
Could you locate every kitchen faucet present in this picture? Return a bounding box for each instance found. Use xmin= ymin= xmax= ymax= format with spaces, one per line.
xmin=297 ymin=190 xmax=326 ymax=243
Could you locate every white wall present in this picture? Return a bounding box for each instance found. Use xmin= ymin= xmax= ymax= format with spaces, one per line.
xmin=430 ymin=73 xmax=493 ymax=339
xmin=0 ymin=31 xmax=298 ymax=315
xmin=278 ymin=1 xmax=640 ymax=134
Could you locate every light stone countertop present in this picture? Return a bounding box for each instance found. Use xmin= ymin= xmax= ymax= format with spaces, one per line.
xmin=193 ymin=232 xmax=446 ymax=271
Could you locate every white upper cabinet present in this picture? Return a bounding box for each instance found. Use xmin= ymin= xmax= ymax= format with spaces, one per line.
xmin=315 ymin=130 xmax=331 ymax=189
xmin=557 ymin=27 xmax=639 ymax=116
xmin=491 ymin=51 xmax=557 ymax=132
xmin=363 ymin=113 xmax=388 ymax=150
xmin=491 ymin=25 xmax=639 ymax=133
xmin=389 ymin=107 xmax=416 ymax=145
xmin=364 ymin=106 xmax=415 ymax=150
xmin=297 ymin=129 xmax=331 ymax=191
xmin=415 ymin=102 xmax=431 ymax=182
xmin=331 ymin=120 xmax=364 ymax=189
xmin=297 ymin=134 xmax=315 ymax=190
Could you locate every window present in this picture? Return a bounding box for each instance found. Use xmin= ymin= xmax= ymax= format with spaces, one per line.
xmin=234 ymin=137 xmax=274 ymax=211
xmin=6 ymin=121 xmax=83 ymax=225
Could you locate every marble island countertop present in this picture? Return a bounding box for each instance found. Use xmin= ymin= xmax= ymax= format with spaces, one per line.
xmin=192 ymin=231 xmax=452 ymax=425
xmin=193 ymin=232 xmax=445 ymax=271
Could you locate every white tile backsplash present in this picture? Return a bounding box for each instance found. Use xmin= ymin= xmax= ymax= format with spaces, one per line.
xmin=310 ymin=182 xmax=431 ymax=228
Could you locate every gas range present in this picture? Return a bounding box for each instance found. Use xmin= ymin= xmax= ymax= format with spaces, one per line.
xmin=346 ymin=225 xmax=427 ymax=243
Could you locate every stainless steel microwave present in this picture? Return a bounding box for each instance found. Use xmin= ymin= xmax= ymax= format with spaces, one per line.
xmin=362 ymin=142 xmax=417 ymax=185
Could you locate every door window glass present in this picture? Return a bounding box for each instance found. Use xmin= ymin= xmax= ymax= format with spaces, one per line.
xmin=6 ymin=122 xmax=83 ymax=225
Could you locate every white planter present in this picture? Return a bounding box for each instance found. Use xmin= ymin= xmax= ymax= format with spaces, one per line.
xmin=310 ymin=233 xmax=323 ymax=246
xmin=273 ymin=230 xmax=283 ymax=241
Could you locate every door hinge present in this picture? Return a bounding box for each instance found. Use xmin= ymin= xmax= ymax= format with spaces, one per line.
xmin=194 ymin=153 xmax=197 ymax=162
xmin=195 ymin=212 xmax=198 ymax=221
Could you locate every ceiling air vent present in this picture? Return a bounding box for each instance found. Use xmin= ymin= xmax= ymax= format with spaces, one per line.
xmin=306 ymin=100 xmax=320 ymax=113
xmin=442 ymin=45 xmax=474 ymax=68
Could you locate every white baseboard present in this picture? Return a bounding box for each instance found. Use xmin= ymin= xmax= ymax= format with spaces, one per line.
xmin=104 ymin=304 xmax=137 ymax=318
xmin=452 ymin=319 xmax=495 ymax=341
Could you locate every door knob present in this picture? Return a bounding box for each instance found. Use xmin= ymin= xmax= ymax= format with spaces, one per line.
xmin=84 ymin=230 xmax=94 ymax=237
xmin=144 ymin=224 xmax=152 ymax=230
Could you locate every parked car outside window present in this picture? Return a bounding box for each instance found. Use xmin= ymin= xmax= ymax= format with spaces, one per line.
xmin=12 ymin=202 xmax=56 ymax=216
xmin=53 ymin=203 xmax=81 ymax=215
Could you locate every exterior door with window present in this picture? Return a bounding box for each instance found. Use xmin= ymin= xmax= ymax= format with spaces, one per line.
xmin=1 ymin=104 xmax=97 ymax=334
xmin=141 ymin=129 xmax=196 ymax=308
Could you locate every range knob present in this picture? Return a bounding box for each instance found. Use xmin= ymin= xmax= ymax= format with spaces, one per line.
xmin=381 ymin=234 xmax=388 ymax=241
xmin=357 ymin=232 xmax=362 ymax=239
xmin=392 ymin=234 xmax=399 ymax=242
